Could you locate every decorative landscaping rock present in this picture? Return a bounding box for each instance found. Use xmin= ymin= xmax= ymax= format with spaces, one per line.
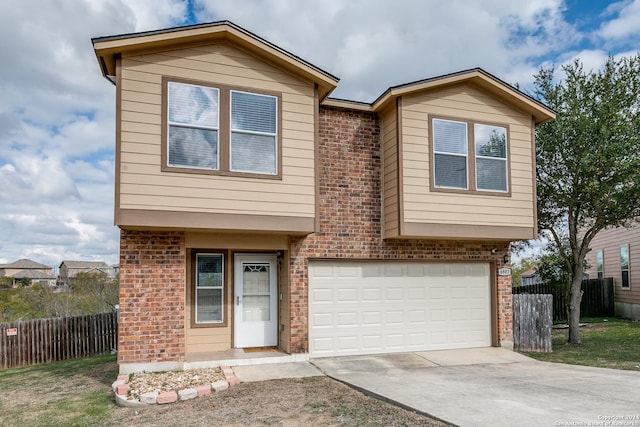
xmin=115 ymin=383 xmax=130 ymax=395
xmin=112 ymin=366 xmax=233 ymax=406
xmin=178 ymin=388 xmax=197 ymax=401
xmin=157 ymin=391 xmax=178 ymax=404
xmin=111 ymin=379 xmax=126 ymax=392
xmin=196 ymin=385 xmax=211 ymax=397
xmin=140 ymin=391 xmax=159 ymax=405
xmin=211 ymin=380 xmax=229 ymax=392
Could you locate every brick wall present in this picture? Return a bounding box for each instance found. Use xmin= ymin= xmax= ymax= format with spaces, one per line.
xmin=289 ymin=106 xmax=512 ymax=353
xmin=118 ymin=230 xmax=186 ymax=364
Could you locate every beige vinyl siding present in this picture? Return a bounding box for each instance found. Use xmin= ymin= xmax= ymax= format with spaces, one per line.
xmin=118 ymin=42 xmax=316 ymax=220
xmin=381 ymin=106 xmax=399 ymax=238
xmin=587 ymin=226 xmax=640 ymax=305
xmin=400 ymin=83 xmax=535 ymax=228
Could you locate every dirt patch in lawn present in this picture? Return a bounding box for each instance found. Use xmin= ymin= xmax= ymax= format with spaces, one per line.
xmin=0 ymin=355 xmax=450 ymax=426
xmin=108 ymin=376 xmax=450 ymax=426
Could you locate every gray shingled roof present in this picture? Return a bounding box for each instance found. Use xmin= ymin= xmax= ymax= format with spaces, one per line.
xmin=60 ymin=260 xmax=108 ymax=269
xmin=0 ymin=258 xmax=51 ymax=269
xmin=12 ymin=270 xmax=54 ymax=279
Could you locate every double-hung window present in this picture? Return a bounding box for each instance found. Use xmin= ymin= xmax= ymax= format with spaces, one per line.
xmin=474 ymin=124 xmax=508 ymax=192
xmin=163 ymin=78 xmax=280 ymax=177
xmin=195 ymin=253 xmax=224 ymax=324
xmin=433 ymin=119 xmax=468 ymax=189
xmin=167 ymin=82 xmax=220 ymax=170
xmin=620 ymin=245 xmax=630 ymax=289
xmin=230 ymin=90 xmax=278 ymax=175
xmin=431 ymin=117 xmax=509 ymax=193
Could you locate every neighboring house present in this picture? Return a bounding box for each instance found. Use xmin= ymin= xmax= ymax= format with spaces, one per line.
xmin=520 ymin=268 xmax=542 ymax=286
xmin=58 ymin=260 xmax=111 ymax=286
xmin=92 ymin=21 xmax=555 ymax=373
xmin=0 ymin=258 xmax=55 ymax=287
xmin=586 ymin=224 xmax=640 ymax=320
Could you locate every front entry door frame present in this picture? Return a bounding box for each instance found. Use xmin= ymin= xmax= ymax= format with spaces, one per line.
xmin=234 ymin=253 xmax=278 ymax=348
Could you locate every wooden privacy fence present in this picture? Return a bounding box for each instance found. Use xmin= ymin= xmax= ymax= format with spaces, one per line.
xmin=513 ymin=294 xmax=552 ymax=352
xmin=512 ymin=278 xmax=614 ymax=321
xmin=0 ymin=312 xmax=117 ymax=370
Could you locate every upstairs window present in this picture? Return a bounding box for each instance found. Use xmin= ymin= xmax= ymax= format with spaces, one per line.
xmin=431 ymin=117 xmax=509 ymax=194
xmin=230 ymin=91 xmax=278 ymax=175
xmin=167 ymin=82 xmax=220 ymax=170
xmin=163 ymin=78 xmax=281 ymax=178
xmin=433 ymin=119 xmax=468 ymax=189
xmin=475 ymin=124 xmax=507 ymax=192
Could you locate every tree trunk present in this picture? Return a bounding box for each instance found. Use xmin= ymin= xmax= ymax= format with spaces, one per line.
xmin=567 ymin=274 xmax=583 ymax=344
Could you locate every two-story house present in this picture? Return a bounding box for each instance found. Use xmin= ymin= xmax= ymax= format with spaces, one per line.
xmin=58 ymin=260 xmax=112 ymax=287
xmin=93 ymin=21 xmax=554 ymax=373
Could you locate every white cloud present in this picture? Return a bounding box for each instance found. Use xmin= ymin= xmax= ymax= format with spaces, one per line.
xmin=598 ymin=0 xmax=640 ymax=41
xmin=0 ymin=0 xmax=187 ymax=267
xmin=194 ymin=0 xmax=577 ymax=100
xmin=0 ymin=0 xmax=637 ymax=269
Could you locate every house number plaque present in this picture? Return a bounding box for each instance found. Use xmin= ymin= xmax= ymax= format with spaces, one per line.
xmin=498 ymin=268 xmax=511 ymax=276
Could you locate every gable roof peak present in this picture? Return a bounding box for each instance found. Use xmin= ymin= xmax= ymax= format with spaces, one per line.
xmin=92 ymin=20 xmax=339 ymax=101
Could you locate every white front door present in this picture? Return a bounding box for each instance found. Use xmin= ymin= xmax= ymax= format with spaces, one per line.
xmin=234 ymin=254 xmax=278 ymax=348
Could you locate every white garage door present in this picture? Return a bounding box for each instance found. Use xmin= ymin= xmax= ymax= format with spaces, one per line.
xmin=308 ymin=261 xmax=492 ymax=358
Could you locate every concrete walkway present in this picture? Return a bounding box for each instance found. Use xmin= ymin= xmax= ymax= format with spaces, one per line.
xmin=311 ymin=348 xmax=640 ymax=427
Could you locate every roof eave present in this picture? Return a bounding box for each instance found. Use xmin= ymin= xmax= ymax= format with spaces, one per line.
xmin=92 ymin=21 xmax=339 ymax=98
xmin=371 ymin=68 xmax=555 ymax=124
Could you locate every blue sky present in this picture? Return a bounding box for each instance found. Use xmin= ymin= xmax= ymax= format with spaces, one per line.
xmin=0 ymin=0 xmax=639 ymax=269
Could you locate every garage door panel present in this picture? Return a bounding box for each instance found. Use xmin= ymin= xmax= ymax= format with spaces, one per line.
xmin=386 ymin=287 xmax=404 ymax=300
xmin=309 ymin=261 xmax=491 ymax=357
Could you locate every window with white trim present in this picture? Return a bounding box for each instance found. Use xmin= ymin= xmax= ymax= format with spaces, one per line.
xmin=620 ymin=245 xmax=630 ymax=289
xmin=195 ymin=253 xmax=224 ymax=324
xmin=431 ymin=117 xmax=509 ymax=193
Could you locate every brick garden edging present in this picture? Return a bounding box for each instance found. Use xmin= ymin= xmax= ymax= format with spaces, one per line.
xmin=112 ymin=366 xmax=239 ymax=407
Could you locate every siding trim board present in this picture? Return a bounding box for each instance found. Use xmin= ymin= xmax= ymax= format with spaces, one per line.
xmin=403 ymin=222 xmax=535 ymax=240
xmin=115 ymin=58 xmax=123 ymax=225
xmin=397 ymin=97 xmax=405 ymax=236
xmin=118 ymin=209 xmax=314 ymax=234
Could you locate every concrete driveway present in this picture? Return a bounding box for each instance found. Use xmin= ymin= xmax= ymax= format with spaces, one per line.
xmin=311 ymin=348 xmax=640 ymax=427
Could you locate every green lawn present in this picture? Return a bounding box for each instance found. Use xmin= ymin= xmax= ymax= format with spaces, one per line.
xmin=0 ymin=354 xmax=118 ymax=427
xmin=523 ymin=317 xmax=640 ymax=370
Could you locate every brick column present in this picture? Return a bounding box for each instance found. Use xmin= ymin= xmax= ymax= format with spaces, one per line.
xmin=118 ymin=230 xmax=186 ymax=364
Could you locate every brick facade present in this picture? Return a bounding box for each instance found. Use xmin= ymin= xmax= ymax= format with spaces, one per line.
xmin=288 ymin=106 xmax=512 ymax=353
xmin=118 ymin=230 xmax=186 ymax=364
xmin=117 ymin=106 xmax=514 ymax=364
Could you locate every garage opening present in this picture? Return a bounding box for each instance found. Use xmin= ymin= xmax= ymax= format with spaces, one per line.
xmin=308 ymin=261 xmax=492 ymax=358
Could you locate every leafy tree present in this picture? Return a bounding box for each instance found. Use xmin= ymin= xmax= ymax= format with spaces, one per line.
xmin=534 ymin=55 xmax=640 ymax=343
xmin=69 ymin=272 xmax=119 ymax=314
